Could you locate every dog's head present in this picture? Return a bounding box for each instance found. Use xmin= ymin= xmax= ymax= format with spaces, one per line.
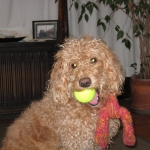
xmin=49 ymin=35 xmax=124 ymax=106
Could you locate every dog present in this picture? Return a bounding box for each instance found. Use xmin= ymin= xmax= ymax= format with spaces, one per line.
xmin=1 ymin=35 xmax=124 ymax=150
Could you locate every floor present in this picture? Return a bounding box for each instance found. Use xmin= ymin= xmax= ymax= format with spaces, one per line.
xmin=119 ymin=98 xmax=150 ymax=142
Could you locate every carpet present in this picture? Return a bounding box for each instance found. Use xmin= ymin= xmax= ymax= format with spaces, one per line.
xmin=109 ymin=130 xmax=150 ymax=150
xmin=0 ymin=123 xmax=150 ymax=150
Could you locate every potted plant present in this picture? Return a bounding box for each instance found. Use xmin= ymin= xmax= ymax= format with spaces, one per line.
xmin=67 ymin=0 xmax=150 ymax=114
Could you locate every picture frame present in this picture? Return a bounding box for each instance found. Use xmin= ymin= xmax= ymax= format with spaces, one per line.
xmin=32 ymin=20 xmax=58 ymax=40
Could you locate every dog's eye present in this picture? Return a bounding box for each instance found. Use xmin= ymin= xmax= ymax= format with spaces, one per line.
xmin=90 ymin=58 xmax=97 ymax=64
xmin=71 ymin=63 xmax=77 ymax=69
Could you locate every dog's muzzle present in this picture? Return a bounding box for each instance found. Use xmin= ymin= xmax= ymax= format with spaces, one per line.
xmin=78 ymin=77 xmax=100 ymax=106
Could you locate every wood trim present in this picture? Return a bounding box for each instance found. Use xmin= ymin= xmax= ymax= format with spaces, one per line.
xmin=58 ymin=0 xmax=69 ymax=44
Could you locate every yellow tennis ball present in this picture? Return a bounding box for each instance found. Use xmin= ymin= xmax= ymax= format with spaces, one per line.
xmin=74 ymin=89 xmax=96 ymax=103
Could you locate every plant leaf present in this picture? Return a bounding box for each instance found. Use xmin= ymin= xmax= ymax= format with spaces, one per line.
xmin=87 ymin=3 xmax=93 ymax=15
xmin=97 ymin=19 xmax=101 ymax=26
xmin=81 ymin=5 xmax=85 ymax=14
xmin=101 ymin=23 xmax=106 ymax=31
xmin=117 ymin=30 xmax=124 ymax=40
xmin=93 ymin=3 xmax=99 ymax=11
xmin=135 ymin=8 xmax=139 ymax=16
xmin=122 ymin=38 xmax=126 ymax=43
xmin=105 ymin=15 xmax=110 ymax=23
xmin=106 ymin=0 xmax=112 ymax=5
xmin=130 ymin=63 xmax=137 ymax=67
xmin=115 ymin=0 xmax=123 ymax=5
xmin=110 ymin=4 xmax=116 ymax=11
xmin=74 ymin=2 xmax=79 ymax=10
xmin=115 ymin=25 xmax=120 ymax=31
xmin=133 ymin=24 xmax=138 ymax=33
xmin=84 ymin=14 xmax=89 ymax=22
xmin=125 ymin=39 xmax=131 ymax=50
xmin=97 ymin=21 xmax=107 ymax=31
xmin=78 ymin=14 xmax=83 ymax=23
xmin=101 ymin=0 xmax=106 ymax=5
xmin=134 ymin=31 xmax=141 ymax=37
xmin=139 ymin=23 xmax=144 ymax=32
xmin=124 ymin=0 xmax=129 ymax=5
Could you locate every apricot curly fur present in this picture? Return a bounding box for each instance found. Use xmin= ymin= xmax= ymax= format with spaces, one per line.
xmin=1 ymin=35 xmax=124 ymax=150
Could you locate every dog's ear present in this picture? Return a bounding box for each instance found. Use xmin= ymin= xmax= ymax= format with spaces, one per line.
xmin=100 ymin=43 xmax=125 ymax=95
xmin=49 ymin=50 xmax=70 ymax=104
xmin=108 ymin=53 xmax=124 ymax=95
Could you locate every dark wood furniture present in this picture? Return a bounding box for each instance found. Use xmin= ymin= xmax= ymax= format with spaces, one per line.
xmin=0 ymin=41 xmax=58 ymax=114
xmin=58 ymin=0 xmax=69 ymax=43
xmin=0 ymin=0 xmax=69 ymax=114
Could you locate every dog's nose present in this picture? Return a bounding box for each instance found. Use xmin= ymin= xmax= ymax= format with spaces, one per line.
xmin=79 ymin=77 xmax=91 ymax=87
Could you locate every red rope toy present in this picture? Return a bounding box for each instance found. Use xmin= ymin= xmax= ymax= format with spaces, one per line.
xmin=95 ymin=93 xmax=136 ymax=150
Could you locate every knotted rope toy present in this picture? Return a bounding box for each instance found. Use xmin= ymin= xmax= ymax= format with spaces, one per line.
xmin=95 ymin=93 xmax=136 ymax=150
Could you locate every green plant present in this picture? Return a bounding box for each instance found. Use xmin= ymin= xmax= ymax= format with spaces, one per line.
xmin=56 ymin=0 xmax=150 ymax=79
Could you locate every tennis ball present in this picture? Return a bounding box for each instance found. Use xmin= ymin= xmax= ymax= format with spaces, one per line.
xmin=74 ymin=88 xmax=96 ymax=103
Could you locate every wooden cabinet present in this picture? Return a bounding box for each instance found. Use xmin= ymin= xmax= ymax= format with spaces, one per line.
xmin=0 ymin=41 xmax=58 ymax=114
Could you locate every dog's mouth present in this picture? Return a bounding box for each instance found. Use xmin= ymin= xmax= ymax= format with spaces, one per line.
xmin=73 ymin=88 xmax=100 ymax=106
xmin=88 ymin=90 xmax=100 ymax=106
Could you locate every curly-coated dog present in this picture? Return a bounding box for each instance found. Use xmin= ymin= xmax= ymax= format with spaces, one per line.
xmin=1 ymin=35 xmax=124 ymax=150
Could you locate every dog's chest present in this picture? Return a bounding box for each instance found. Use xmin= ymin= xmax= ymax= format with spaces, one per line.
xmin=54 ymin=104 xmax=100 ymax=149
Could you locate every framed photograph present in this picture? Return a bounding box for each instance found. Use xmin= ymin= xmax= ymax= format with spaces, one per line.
xmin=32 ymin=20 xmax=58 ymax=40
